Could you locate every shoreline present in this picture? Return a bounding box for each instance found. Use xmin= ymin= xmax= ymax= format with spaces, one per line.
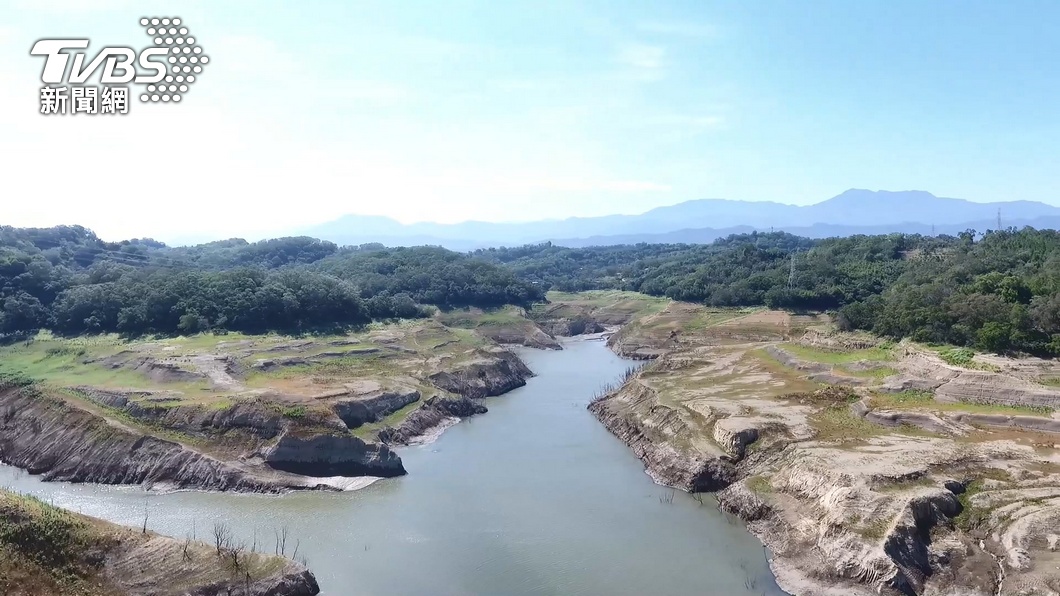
xmin=586 ymin=329 xmax=1060 ymax=596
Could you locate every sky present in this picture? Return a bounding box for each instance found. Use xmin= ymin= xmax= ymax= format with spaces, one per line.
xmin=2 ymin=0 xmax=1060 ymax=243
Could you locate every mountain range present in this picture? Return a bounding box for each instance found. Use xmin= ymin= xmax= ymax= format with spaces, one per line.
xmin=295 ymin=189 xmax=1060 ymax=250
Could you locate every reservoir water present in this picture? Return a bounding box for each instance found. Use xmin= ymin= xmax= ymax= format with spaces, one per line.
xmin=0 ymin=338 xmax=784 ymax=596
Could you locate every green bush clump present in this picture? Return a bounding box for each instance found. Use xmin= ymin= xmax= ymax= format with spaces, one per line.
xmin=938 ymin=347 xmax=976 ymax=367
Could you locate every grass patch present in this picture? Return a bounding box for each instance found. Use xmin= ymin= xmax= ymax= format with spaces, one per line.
xmin=1039 ymin=377 xmax=1060 ymax=388
xmin=811 ymin=407 xmax=885 ymax=441
xmin=266 ymin=403 xmax=307 ymax=419
xmin=852 ymin=517 xmax=891 ymax=541
xmin=0 ymin=490 xmax=117 ymax=594
xmin=840 ymin=365 xmax=900 ymax=380
xmin=873 ymin=389 xmax=935 ymax=405
xmin=746 ymin=475 xmax=773 ymax=494
xmin=0 ymin=335 xmax=212 ymax=393
xmin=779 ymin=342 xmax=895 ymax=365
xmin=953 ymin=480 xmax=991 ymax=533
xmin=350 ymin=399 xmax=424 ymax=439
xmin=249 ymin=353 xmax=391 ymax=383
xmin=0 ymin=340 xmax=147 ymax=389
xmin=870 ymin=390 xmax=1053 ymax=416
xmin=929 ymin=346 xmax=1002 ymax=372
xmin=937 ymin=347 xmax=975 ymax=367
xmin=791 ymin=386 xmax=885 ymax=441
xmin=680 ymin=308 xmax=752 ymax=331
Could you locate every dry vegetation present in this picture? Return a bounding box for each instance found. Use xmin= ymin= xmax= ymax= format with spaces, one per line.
xmin=0 ymin=489 xmax=313 ymax=596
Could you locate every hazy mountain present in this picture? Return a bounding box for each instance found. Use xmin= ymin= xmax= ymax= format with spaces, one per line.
xmin=549 ymin=216 xmax=1060 ymax=248
xmin=300 ymin=190 xmax=1060 ymax=249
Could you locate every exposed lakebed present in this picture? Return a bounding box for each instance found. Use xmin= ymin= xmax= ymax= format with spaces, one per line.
xmin=0 ymin=338 xmax=783 ymax=596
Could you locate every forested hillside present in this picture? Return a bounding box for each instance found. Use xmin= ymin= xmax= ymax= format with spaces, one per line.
xmin=475 ymin=229 xmax=1060 ymax=355
xmin=0 ymin=226 xmax=542 ymax=338
xmin=4 ymin=224 xmax=1059 ymax=356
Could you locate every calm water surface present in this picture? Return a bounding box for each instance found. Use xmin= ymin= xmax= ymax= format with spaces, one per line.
xmin=0 ymin=338 xmax=784 ymax=596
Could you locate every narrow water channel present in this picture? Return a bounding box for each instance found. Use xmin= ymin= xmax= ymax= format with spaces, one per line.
xmin=0 ymin=338 xmax=784 ymax=596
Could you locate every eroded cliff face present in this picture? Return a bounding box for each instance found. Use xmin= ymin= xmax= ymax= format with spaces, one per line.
xmin=331 ymin=387 xmax=421 ymax=429
xmin=0 ymin=385 xmax=405 ymax=492
xmin=477 ymin=323 xmax=563 ymax=350
xmin=588 ymin=372 xmax=1012 ymax=596
xmin=0 ymin=341 xmax=537 ymax=491
xmin=0 ymin=387 xmax=282 ymax=492
xmin=588 ymin=320 xmax=1060 ymax=596
xmin=261 ymin=431 xmax=405 ymax=478
xmin=427 ymin=348 xmax=533 ymax=398
xmin=587 ymin=380 xmax=736 ymax=491
xmin=378 ymin=395 xmax=488 ymax=445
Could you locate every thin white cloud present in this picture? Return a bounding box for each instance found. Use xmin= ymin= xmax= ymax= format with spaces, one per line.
xmin=328 ymin=81 xmax=413 ymax=103
xmin=205 ymin=34 xmax=414 ymax=106
xmin=619 ymin=43 xmax=665 ymax=70
xmin=615 ymin=43 xmax=667 ymax=83
xmin=667 ymin=115 xmax=725 ymax=130
xmin=637 ymin=21 xmax=719 ymax=39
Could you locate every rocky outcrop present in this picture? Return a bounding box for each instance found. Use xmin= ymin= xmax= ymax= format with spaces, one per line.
xmin=860 ymin=406 xmax=973 ymax=436
xmin=587 ymin=380 xmax=735 ymax=491
xmin=331 ymin=387 xmax=420 ymax=429
xmin=886 ymin=348 xmax=1060 ymax=409
xmin=478 ymin=323 xmax=563 ymax=350
xmin=934 ymin=371 xmax=1060 ymax=409
xmin=712 ymin=418 xmax=760 ymax=459
xmin=537 ymin=316 xmax=607 ymax=338
xmin=587 ymin=341 xmax=1060 ymax=596
xmin=0 ymin=388 xmax=282 ymax=492
xmin=260 ymin=431 xmax=406 ymax=478
xmin=0 ymin=385 xmax=405 ymax=492
xmin=428 ymin=348 xmax=533 ymax=398
xmin=378 ymin=395 xmax=488 ymax=445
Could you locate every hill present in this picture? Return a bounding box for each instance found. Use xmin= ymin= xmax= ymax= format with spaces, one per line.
xmin=297 ymin=190 xmax=1060 ymax=249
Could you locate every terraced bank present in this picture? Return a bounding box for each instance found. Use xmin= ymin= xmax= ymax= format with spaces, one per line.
xmin=0 ymin=316 xmax=538 ymax=494
xmin=568 ymin=292 xmax=1060 ymax=596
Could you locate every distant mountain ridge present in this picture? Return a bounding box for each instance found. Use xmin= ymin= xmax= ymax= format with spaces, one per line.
xmin=297 ymin=189 xmax=1060 ymax=250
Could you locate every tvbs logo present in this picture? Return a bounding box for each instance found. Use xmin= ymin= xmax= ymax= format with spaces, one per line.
xmin=31 ymin=17 xmax=209 ymax=115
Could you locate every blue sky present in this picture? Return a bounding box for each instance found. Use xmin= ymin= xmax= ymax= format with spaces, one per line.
xmin=2 ymin=0 xmax=1059 ymax=242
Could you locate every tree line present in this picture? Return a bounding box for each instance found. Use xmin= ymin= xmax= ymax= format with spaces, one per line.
xmin=474 ymin=229 xmax=1060 ymax=356
xmin=0 ymin=226 xmax=542 ymax=338
xmin=5 ymin=224 xmax=1058 ymax=355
